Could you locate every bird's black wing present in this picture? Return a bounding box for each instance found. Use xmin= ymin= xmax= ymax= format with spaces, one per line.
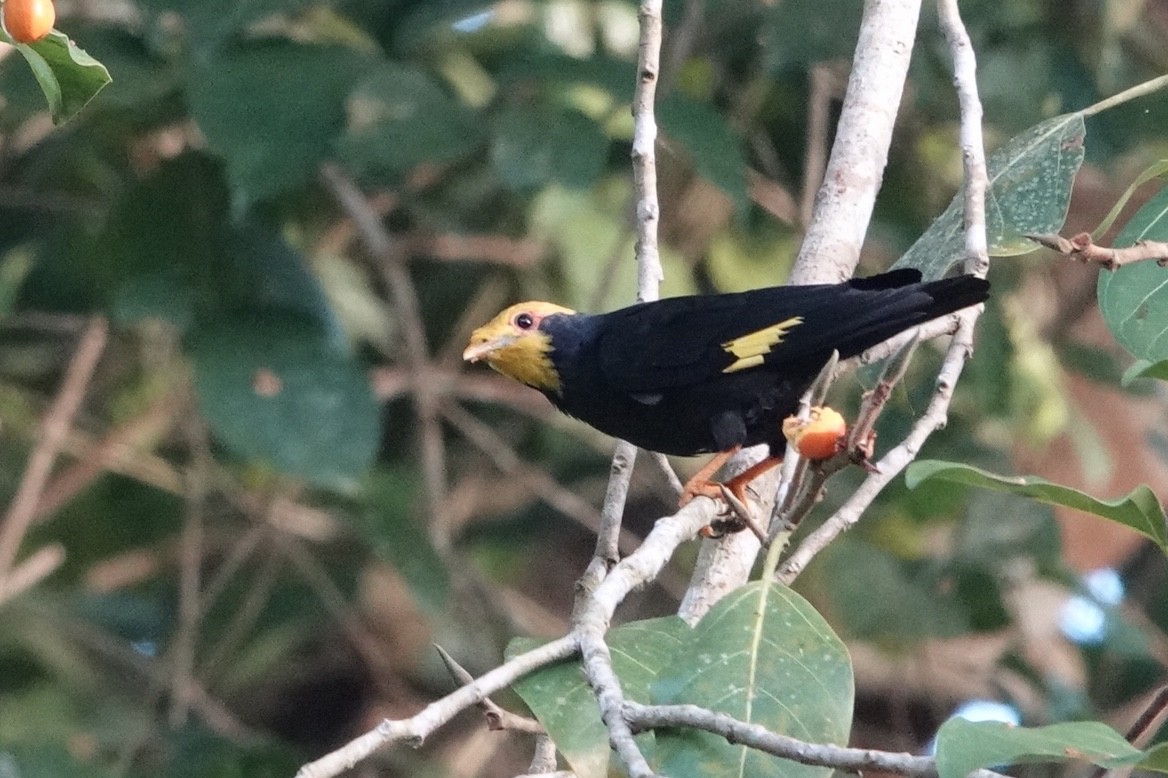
xmin=595 ymin=269 xmax=987 ymax=394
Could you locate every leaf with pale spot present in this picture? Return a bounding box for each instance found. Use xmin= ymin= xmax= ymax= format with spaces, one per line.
xmin=650 ymin=582 xmax=853 ymax=778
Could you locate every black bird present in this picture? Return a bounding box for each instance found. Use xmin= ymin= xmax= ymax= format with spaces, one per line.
xmin=463 ymin=268 xmax=988 ymax=521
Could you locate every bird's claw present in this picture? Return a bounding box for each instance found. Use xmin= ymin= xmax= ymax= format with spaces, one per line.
xmin=696 ymin=484 xmax=767 ymax=543
xmin=718 ymin=483 xmax=751 ymax=522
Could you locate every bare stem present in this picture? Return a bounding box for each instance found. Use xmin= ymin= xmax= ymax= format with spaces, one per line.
xmin=0 ymin=316 xmax=108 ymax=578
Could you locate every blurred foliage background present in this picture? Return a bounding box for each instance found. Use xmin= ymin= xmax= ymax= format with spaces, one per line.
xmin=2 ymin=0 xmax=1168 ymax=775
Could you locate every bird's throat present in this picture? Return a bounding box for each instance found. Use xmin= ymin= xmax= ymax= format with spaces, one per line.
xmin=487 ymin=331 xmax=562 ymax=393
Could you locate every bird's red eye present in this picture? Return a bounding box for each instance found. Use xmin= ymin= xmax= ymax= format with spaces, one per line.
xmin=515 ymin=312 xmax=534 ymax=330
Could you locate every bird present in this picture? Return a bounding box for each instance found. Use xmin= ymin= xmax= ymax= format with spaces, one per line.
xmin=463 ymin=268 xmax=989 ymax=530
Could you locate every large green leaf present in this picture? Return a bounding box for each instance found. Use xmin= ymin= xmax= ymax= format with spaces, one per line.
xmin=658 ymin=94 xmax=749 ymax=213
xmin=337 ymin=62 xmax=482 ymax=177
xmin=898 ymin=113 xmax=1085 ymax=279
xmin=97 ymin=156 xmax=339 ymax=336
xmin=651 ymin=582 xmax=853 ymax=778
xmin=508 ymin=617 xmax=689 ymax=778
xmin=134 ymin=0 xmax=317 ymax=48
xmin=0 ymin=742 xmax=111 ymax=777
xmin=819 ymin=538 xmax=991 ymax=641
xmin=491 ymin=105 xmax=609 ymax=191
xmin=188 ymin=40 xmax=370 ymax=202
xmin=189 ymin=313 xmax=380 ymax=487
xmin=1097 ymin=184 xmax=1168 ymax=363
xmin=699 ymin=0 xmax=860 ymax=71
xmin=2 ymin=29 xmax=111 ymax=124
xmin=495 ymin=52 xmax=636 ymax=96
xmin=357 ymin=469 xmax=451 ymax=614
xmin=934 ymin=719 xmax=1144 ymax=778
xmin=95 ymin=153 xmax=230 ymax=329
xmin=1122 ymin=358 xmax=1168 ymax=385
xmin=906 ymin=460 xmax=1168 ymax=552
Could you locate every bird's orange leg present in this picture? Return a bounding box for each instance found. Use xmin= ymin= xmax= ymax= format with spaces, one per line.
xmin=679 ymin=446 xmax=740 ymax=506
xmin=680 ymin=448 xmax=784 ymax=538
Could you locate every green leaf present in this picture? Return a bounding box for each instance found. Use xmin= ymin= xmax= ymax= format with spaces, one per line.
xmin=134 ymin=0 xmax=317 ymax=48
xmin=4 ymin=29 xmax=111 ymax=124
xmin=336 ymin=62 xmax=482 ymax=177
xmin=898 ymin=113 xmax=1086 ymax=279
xmin=189 ymin=313 xmax=380 ymax=488
xmin=188 ymin=40 xmax=370 ymax=202
xmin=658 ymin=94 xmax=749 ymax=213
xmin=1097 ymin=184 xmax=1168 ymax=363
xmin=934 ymin=719 xmax=1142 ymax=778
xmin=819 ymin=538 xmax=974 ymax=641
xmin=358 ymin=469 xmax=451 ymax=614
xmin=508 ymin=617 xmax=689 ymax=778
xmin=1138 ymin=741 xmax=1168 ymax=773
xmin=495 ymin=52 xmax=635 ymax=95
xmin=0 ymin=742 xmax=112 ymax=777
xmin=1091 ymin=161 xmax=1168 ymax=238
xmin=1121 ymin=358 xmax=1168 ymax=386
xmin=95 ymin=153 xmax=229 ymax=329
xmin=491 ymin=105 xmax=609 ymax=191
xmin=906 ymin=460 xmax=1168 ymax=552
xmin=651 ymin=582 xmax=853 ymax=778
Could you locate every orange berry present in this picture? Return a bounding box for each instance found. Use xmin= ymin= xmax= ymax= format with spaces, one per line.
xmin=4 ymin=0 xmax=55 ymax=44
xmin=782 ymin=406 xmax=847 ymax=460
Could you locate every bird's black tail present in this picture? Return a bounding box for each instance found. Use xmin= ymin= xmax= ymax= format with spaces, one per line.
xmin=829 ymin=270 xmax=989 ymax=360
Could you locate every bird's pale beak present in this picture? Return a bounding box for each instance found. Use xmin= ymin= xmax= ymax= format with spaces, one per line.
xmin=462 ymin=334 xmax=515 ymax=363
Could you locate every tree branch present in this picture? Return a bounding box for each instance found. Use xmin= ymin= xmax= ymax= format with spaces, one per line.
xmin=624 ymin=702 xmax=1007 ymax=778
xmin=1028 ymin=231 xmax=1168 ymax=270
xmin=294 ymin=635 xmax=579 ymax=778
xmin=792 ymin=0 xmax=923 ymax=284
xmin=0 ymin=315 xmax=107 ymax=579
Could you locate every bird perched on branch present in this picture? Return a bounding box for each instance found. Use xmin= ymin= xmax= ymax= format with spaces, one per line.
xmin=463 ymin=268 xmax=988 ymax=529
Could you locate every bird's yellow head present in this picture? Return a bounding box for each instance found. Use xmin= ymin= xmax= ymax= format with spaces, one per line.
xmin=462 ymin=302 xmax=576 ymax=392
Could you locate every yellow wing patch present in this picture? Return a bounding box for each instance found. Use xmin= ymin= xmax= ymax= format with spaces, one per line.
xmin=721 ymin=316 xmax=804 ymax=374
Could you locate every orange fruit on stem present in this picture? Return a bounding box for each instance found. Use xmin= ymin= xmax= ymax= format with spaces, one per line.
xmin=4 ymin=0 xmax=55 ymax=44
xmin=783 ymin=406 xmax=847 ymax=460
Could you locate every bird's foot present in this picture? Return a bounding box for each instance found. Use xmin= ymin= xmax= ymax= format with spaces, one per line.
xmin=681 ymin=453 xmax=781 ymax=541
xmin=698 ymin=483 xmax=768 ymax=542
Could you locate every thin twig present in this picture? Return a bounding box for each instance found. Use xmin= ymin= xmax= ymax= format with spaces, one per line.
xmin=1087 ymin=685 xmax=1168 ymax=778
xmin=0 ymin=543 xmax=65 ymax=606
xmin=321 ymin=164 xmax=451 ymax=549
xmin=574 ymin=441 xmax=637 ymax=613
xmin=938 ymin=0 xmax=990 ymax=278
xmin=849 ymin=334 xmax=919 ymax=451
xmin=33 ymin=388 xmax=183 ymax=521
xmin=522 ymin=736 xmax=564 ymax=775
xmin=1080 ymin=73 xmax=1168 ymax=117
xmin=441 ymin=403 xmax=644 ymax=557
xmin=624 ymin=702 xmax=1007 ymax=778
xmin=1028 ymin=231 xmax=1168 ymax=270
xmin=574 ymin=500 xmax=710 ymax=778
xmin=169 ymin=419 xmax=210 ymax=728
xmin=631 ymin=1 xmax=664 ymax=303
xmin=294 ymin=635 xmax=579 ymax=778
xmin=801 ymin=64 xmax=843 ymax=227
xmin=648 ymin=452 xmax=684 ymax=498
xmin=402 ymin=232 xmax=544 ymax=268
xmin=434 ymin=644 xmax=545 ymax=734
xmin=0 ymin=316 xmax=108 ymax=579
xmin=569 ymin=2 xmax=667 ymax=771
